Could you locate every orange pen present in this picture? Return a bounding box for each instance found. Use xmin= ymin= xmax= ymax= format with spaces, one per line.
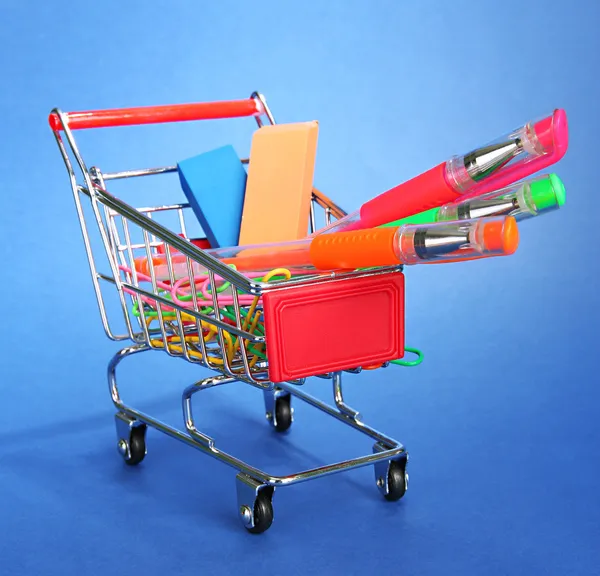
xmin=134 ymin=216 xmax=518 ymax=280
xmin=308 ymin=215 xmax=518 ymax=269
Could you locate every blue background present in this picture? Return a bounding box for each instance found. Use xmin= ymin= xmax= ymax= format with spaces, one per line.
xmin=1 ymin=1 xmax=599 ymax=574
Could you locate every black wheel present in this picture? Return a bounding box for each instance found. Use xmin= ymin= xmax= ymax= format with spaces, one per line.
xmin=384 ymin=460 xmax=407 ymax=501
xmin=124 ymin=427 xmax=146 ymax=466
xmin=274 ymin=395 xmax=292 ymax=432
xmin=246 ymin=493 xmax=274 ymax=534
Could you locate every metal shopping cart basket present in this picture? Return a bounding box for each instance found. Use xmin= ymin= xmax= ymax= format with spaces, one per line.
xmin=49 ymin=91 xmax=410 ymax=533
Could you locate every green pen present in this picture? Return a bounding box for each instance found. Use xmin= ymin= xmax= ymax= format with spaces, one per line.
xmin=379 ymin=173 xmax=566 ymax=227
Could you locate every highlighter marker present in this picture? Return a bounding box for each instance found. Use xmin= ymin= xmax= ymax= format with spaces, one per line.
xmin=309 ymin=216 xmax=519 ymax=269
xmin=316 ymin=109 xmax=568 ymax=234
xmin=381 ymin=173 xmax=566 ymax=227
xmin=133 ymin=216 xmax=518 ymax=280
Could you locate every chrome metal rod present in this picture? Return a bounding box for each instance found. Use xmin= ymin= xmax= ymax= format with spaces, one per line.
xmin=101 ymin=158 xmax=251 ymax=181
xmin=129 ymin=203 xmax=191 ymax=215
xmin=80 ymin=183 xmax=257 ymax=291
xmin=332 ymin=372 xmax=361 ymax=420
xmin=102 ymin=166 xmax=177 ymax=180
xmin=182 ymin=375 xmax=237 ymax=448
xmin=108 ymin=346 xmax=406 ymax=488
xmin=277 ymin=381 xmax=400 ymax=449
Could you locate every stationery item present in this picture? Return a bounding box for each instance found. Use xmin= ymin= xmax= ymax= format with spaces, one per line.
xmin=120 ymin=264 xmax=276 ymax=309
xmin=314 ymin=109 xmax=568 ymax=234
xmin=177 ymin=145 xmax=247 ymax=247
xmin=381 ymin=173 xmax=566 ymax=227
xmin=390 ymin=347 xmax=423 ymax=367
xmin=363 ymin=347 xmax=424 ymax=370
xmin=238 ymin=121 xmax=319 ymax=245
xmin=134 ymin=215 xmax=518 ymax=280
xmin=308 ymin=216 xmax=519 ymax=269
xmin=123 ymin=266 xmax=288 ymax=369
xmin=153 ymin=267 xmax=287 ymax=369
xmin=169 ymin=269 xmax=291 ymax=308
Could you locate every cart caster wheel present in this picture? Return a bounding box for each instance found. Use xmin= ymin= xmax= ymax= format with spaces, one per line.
xmin=274 ymin=394 xmax=293 ymax=432
xmin=237 ymin=475 xmax=275 ymax=534
xmin=118 ymin=426 xmax=146 ymax=466
xmin=243 ymin=492 xmax=274 ymax=534
xmin=373 ymin=443 xmax=409 ymax=501
xmin=383 ymin=460 xmax=408 ymax=501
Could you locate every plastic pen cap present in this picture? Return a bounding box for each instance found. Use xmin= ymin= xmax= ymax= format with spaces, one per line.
xmin=528 ymin=173 xmax=566 ymax=212
xmin=446 ymin=109 xmax=568 ymax=198
xmin=437 ymin=173 xmax=566 ymax=222
xmin=396 ymin=215 xmax=519 ymax=265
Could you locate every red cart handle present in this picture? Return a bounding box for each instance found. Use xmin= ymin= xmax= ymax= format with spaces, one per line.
xmin=49 ymin=97 xmax=263 ymax=131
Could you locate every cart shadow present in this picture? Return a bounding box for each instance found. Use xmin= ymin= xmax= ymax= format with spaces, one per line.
xmin=0 ymin=389 xmax=374 ymax=529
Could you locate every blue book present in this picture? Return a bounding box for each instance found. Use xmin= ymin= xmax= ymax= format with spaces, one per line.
xmin=177 ymin=145 xmax=247 ymax=248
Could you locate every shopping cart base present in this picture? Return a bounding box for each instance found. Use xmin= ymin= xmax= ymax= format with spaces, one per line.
xmin=109 ymin=344 xmax=409 ymax=534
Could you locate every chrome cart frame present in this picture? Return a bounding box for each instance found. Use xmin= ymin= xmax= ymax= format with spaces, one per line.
xmin=49 ymin=91 xmax=408 ymax=533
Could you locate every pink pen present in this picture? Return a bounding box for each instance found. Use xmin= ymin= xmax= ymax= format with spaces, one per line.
xmin=317 ymin=109 xmax=569 ymax=234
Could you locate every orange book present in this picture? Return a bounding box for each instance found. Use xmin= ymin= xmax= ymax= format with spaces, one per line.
xmin=238 ymin=121 xmax=319 ymax=245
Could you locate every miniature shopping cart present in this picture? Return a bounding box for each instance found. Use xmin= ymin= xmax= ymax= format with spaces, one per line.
xmin=49 ymin=91 xmax=410 ymax=534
